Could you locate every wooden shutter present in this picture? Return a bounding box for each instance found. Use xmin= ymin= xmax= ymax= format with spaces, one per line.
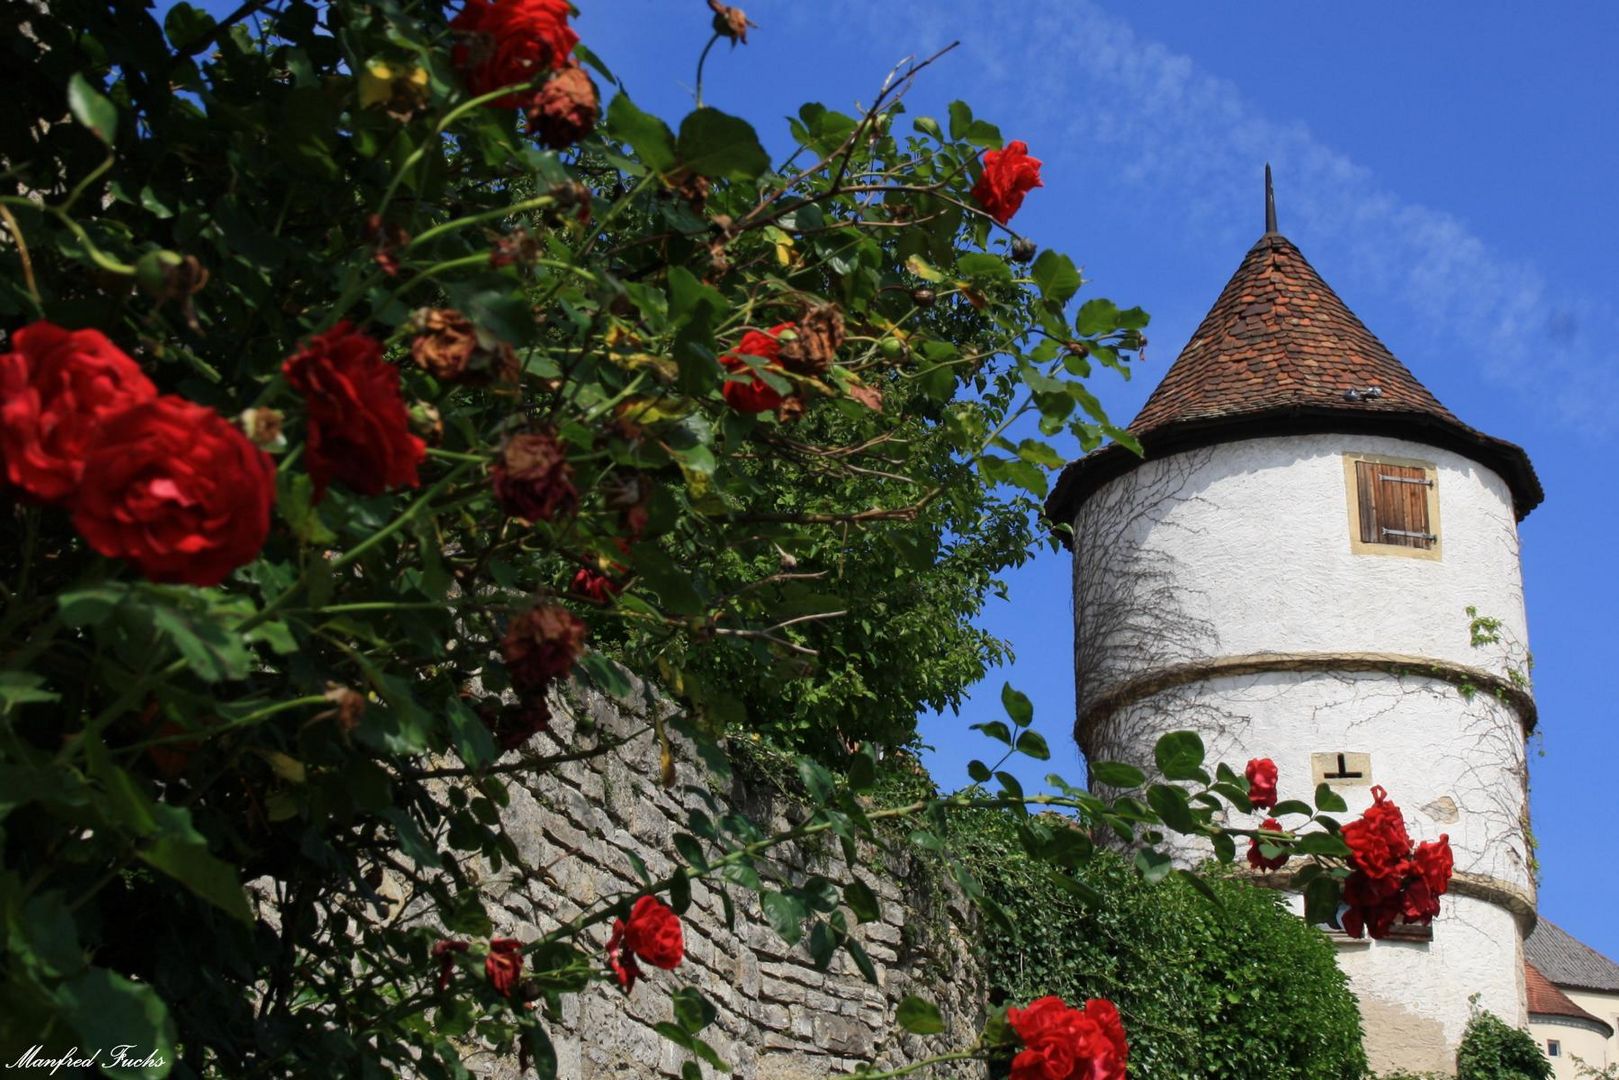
xmin=1354 ymin=461 xmax=1433 ymax=548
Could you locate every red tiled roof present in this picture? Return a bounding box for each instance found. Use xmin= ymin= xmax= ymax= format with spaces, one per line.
xmin=1128 ymin=233 xmax=1456 ymax=431
xmin=1527 ymin=961 xmax=1614 ymax=1037
xmin=1045 ymin=230 xmax=1542 ymax=534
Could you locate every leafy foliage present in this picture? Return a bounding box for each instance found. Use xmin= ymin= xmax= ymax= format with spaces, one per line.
xmin=1455 ymin=1006 xmax=1554 ymax=1080
xmin=951 ymin=808 xmax=1368 ymax=1080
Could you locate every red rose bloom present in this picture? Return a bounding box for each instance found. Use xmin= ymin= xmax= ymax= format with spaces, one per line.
xmin=721 ymin=324 xmax=791 ymax=414
xmin=1245 ymin=757 xmax=1279 ymax=810
xmin=1247 ymin=817 xmax=1289 ymax=872
xmin=527 ymin=65 xmax=598 ymax=148
xmin=282 ymin=323 xmax=425 ymax=501
xmin=606 ymin=895 xmax=684 ymax=992
xmin=1 ymin=322 xmax=156 ymax=503
xmin=971 ymin=140 xmax=1043 ymax=225
xmin=484 ymin=938 xmax=524 ymax=998
xmin=501 ymin=603 xmax=587 ymax=693
xmin=1006 ymin=995 xmax=1127 ymax=1080
xmin=571 ymin=566 xmax=624 ymax=605
xmin=451 ymin=0 xmax=578 ymax=108
xmin=482 ymin=697 xmax=551 ymax=752
xmin=1339 ymin=787 xmax=1452 ymax=939
xmin=491 ymin=430 xmax=577 ymax=522
xmin=71 ymin=397 xmax=275 ymax=586
xmin=433 ymin=939 xmax=469 ymax=991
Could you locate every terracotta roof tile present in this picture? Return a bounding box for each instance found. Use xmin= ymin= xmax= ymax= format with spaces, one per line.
xmin=1128 ymin=233 xmax=1456 ymax=432
xmin=1527 ymin=919 xmax=1619 ymax=993
xmin=1526 ymin=961 xmax=1614 ymax=1037
xmin=1045 ymin=230 xmax=1543 ymax=534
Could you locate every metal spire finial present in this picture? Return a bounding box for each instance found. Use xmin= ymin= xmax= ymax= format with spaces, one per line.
xmin=1265 ymin=163 xmax=1277 ymax=234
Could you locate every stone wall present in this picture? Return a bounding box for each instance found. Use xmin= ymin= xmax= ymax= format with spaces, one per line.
xmin=470 ymin=683 xmax=987 ymax=1079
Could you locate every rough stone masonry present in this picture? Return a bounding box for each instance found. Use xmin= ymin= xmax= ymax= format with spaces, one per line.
xmin=463 ymin=681 xmax=987 ymax=1079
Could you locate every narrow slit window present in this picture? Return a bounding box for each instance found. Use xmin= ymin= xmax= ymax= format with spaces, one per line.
xmin=1344 ymin=455 xmax=1441 ymax=559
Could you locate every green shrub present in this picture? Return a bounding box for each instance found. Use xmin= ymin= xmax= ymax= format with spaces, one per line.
xmin=1455 ymin=1005 xmax=1553 ymax=1080
xmin=952 ymin=809 xmax=1367 ymax=1079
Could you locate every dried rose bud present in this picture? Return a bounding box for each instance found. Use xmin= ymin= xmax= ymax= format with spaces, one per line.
xmin=911 ymin=287 xmax=936 ymax=307
xmin=501 ymin=605 xmax=586 ymax=693
xmin=321 ymin=684 xmax=367 ymax=735
xmin=239 ymin=408 xmax=286 ymax=452
xmin=707 ymin=0 xmax=756 ymax=45
xmin=526 ymin=66 xmax=598 ymax=150
xmin=1010 ymin=236 xmax=1038 ymax=263
xmin=489 ymin=227 xmax=542 ymax=270
xmin=363 ymin=214 xmax=410 ymax=276
xmin=1065 ymin=341 xmax=1090 ymax=358
xmin=777 ymin=303 xmax=845 ymax=376
xmin=491 ymin=430 xmax=578 ymax=522
xmin=407 ymin=401 xmax=444 ymax=445
xmin=481 ymin=696 xmax=552 ymax=752
xmin=674 ymin=173 xmax=711 ymax=212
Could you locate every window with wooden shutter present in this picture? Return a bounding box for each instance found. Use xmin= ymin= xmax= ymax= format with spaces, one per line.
xmin=1343 ymin=454 xmax=1442 ymax=559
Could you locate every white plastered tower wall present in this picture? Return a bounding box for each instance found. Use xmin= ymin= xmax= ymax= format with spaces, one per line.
xmin=1068 ymin=431 xmax=1536 ymax=1070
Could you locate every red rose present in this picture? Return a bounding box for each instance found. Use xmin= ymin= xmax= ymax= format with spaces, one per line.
xmin=282 ymin=323 xmax=425 ymax=501
xmin=721 ymin=324 xmax=791 ymax=414
xmin=71 ymin=396 xmax=275 ymax=586
xmin=1247 ymin=817 xmax=1289 ymax=872
xmin=606 ymin=895 xmax=684 ymax=992
xmin=484 ymin=938 xmax=524 ymax=998
xmin=433 ymin=939 xmax=469 ymax=991
xmin=570 ymin=566 xmax=624 ymax=605
xmin=527 ymin=65 xmax=598 ymax=149
xmin=491 ymin=430 xmax=577 ymax=522
xmin=501 ymin=603 xmax=587 ymax=693
xmin=971 ymin=140 xmax=1043 ymax=226
xmin=1339 ymin=787 xmax=1451 ymax=939
xmin=1413 ymin=834 xmax=1453 ymax=897
xmin=450 ymin=0 xmax=578 ymax=108
xmin=1245 ymin=757 xmax=1278 ymax=810
xmin=0 ymin=322 xmax=156 ymax=503
xmin=1006 ymin=995 xmax=1127 ymax=1080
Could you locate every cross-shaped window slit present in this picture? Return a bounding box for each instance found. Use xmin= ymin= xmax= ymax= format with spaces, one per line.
xmin=1322 ymin=753 xmax=1363 ymax=780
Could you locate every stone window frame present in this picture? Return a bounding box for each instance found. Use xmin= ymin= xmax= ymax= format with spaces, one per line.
xmin=1342 ymin=451 xmax=1443 ymax=562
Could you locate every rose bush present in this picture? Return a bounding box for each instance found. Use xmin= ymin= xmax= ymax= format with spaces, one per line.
xmin=0 ymin=1 xmax=1436 ymax=1075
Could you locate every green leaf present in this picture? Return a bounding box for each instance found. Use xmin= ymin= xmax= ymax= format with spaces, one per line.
xmin=1314 ymin=783 xmax=1349 ymax=813
xmin=1303 ymin=875 xmax=1342 ymax=925
xmin=1031 ymin=250 xmax=1081 ymax=305
xmin=1294 ymin=831 xmax=1351 ymax=857
xmin=957 ymin=252 xmax=1013 ymax=287
xmin=760 ymin=890 xmax=806 ymax=945
xmin=847 ymin=749 xmax=876 ymax=793
xmin=843 ymin=879 xmax=880 ymax=923
xmin=896 ymin=994 xmax=945 ymax=1035
xmin=0 ymin=670 xmax=59 ymax=713
xmin=677 ymin=108 xmax=769 ymax=180
xmin=56 ymin=968 xmax=176 ymax=1078
xmin=1000 ymin=683 xmax=1034 ymax=727
xmin=1146 ymin=784 xmax=1199 ymax=834
xmin=971 ymin=720 xmax=1012 ymax=746
xmin=966 ymin=759 xmax=992 ymax=783
xmin=1134 ymin=847 xmax=1173 ymax=885
xmin=947 ymin=100 xmax=973 ymax=142
xmin=796 ymin=759 xmax=835 ymax=805
xmin=1090 ymin=760 xmax=1145 ymax=788
xmin=905 ymin=253 xmax=945 ymax=282
xmin=1271 ymin=799 xmax=1313 ymax=818
xmin=150 ymin=603 xmax=252 ymax=682
xmin=1075 ymin=297 xmax=1121 ymax=335
xmin=672 ymin=986 xmax=717 ymax=1034
xmin=1154 ymin=731 xmax=1206 ymax=781
xmin=139 ymin=813 xmax=255 ymax=925
xmin=163 ymin=2 xmax=216 ymax=51
xmin=605 ymin=93 xmax=676 ymax=173
xmin=67 ymin=73 xmax=118 ymax=144
xmin=1015 ymin=730 xmax=1050 ymax=761
xmin=58 ymin=585 xmax=128 ymax=626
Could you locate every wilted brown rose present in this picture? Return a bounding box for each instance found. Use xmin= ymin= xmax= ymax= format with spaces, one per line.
xmin=489 ymin=227 xmax=542 ymax=269
xmin=501 ymin=604 xmax=587 ymax=693
xmin=239 ymin=407 xmax=286 ymax=451
xmin=318 ymin=684 xmax=367 ymax=735
xmin=491 ymin=430 xmax=578 ymax=522
xmin=777 ymin=303 xmax=844 ymax=376
xmin=707 ymin=0 xmax=756 ymax=45
xmin=481 ymin=697 xmax=552 ymax=752
xmin=526 ymin=65 xmax=598 ymax=149
xmin=673 ymin=172 xmax=710 ymax=212
xmin=409 ymin=308 xmax=517 ymax=384
xmin=363 ymin=214 xmax=410 ymax=277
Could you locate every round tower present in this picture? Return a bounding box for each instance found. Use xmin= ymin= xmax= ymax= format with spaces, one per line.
xmin=1046 ymin=180 xmax=1543 ymax=1073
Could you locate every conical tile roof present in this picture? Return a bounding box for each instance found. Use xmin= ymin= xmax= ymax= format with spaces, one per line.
xmin=1046 ymin=230 xmax=1541 ymax=535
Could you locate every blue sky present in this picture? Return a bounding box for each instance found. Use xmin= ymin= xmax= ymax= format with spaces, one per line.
xmin=177 ymin=1 xmax=1619 ymax=959
xmin=570 ymin=1 xmax=1619 ymax=960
